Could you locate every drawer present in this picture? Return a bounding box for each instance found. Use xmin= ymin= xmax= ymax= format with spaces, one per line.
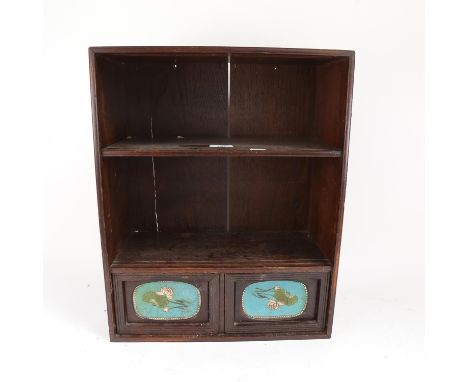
xmin=224 ymin=272 xmax=330 ymax=334
xmin=113 ymin=273 xmax=219 ymax=335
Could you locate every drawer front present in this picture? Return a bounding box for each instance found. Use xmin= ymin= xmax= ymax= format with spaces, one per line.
xmin=225 ymin=272 xmax=330 ymax=334
xmin=113 ymin=273 xmax=219 ymax=335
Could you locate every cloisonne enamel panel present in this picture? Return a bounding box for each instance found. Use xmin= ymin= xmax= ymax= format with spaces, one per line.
xmin=242 ymin=280 xmax=308 ymax=319
xmin=113 ymin=274 xmax=220 ymax=335
xmin=224 ymin=272 xmax=330 ymax=334
xmin=133 ymin=281 xmax=201 ymax=320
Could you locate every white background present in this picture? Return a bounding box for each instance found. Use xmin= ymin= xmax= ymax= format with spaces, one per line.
xmin=5 ymin=0 xmax=466 ymax=380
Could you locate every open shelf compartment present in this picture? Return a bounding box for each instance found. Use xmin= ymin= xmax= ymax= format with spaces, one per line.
xmin=111 ymin=231 xmax=331 ymax=270
xmin=101 ymin=155 xmax=343 ymax=268
xmin=94 ymin=48 xmax=350 ymax=158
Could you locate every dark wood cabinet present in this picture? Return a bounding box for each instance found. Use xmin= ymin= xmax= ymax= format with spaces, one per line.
xmin=89 ymin=47 xmax=354 ymax=341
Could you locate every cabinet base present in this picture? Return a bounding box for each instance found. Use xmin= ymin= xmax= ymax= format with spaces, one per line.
xmin=110 ymin=331 xmax=331 ymax=342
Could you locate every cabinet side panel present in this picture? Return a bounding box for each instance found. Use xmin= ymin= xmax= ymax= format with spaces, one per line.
xmin=93 ymin=55 xmax=136 ymax=256
xmin=308 ymin=158 xmax=342 ymax=262
xmin=90 ymin=50 xmax=120 ymax=338
xmin=94 ymin=55 xmax=130 ymax=146
xmin=312 ymin=58 xmax=350 ymax=148
xmin=309 ymin=56 xmax=354 ymax=336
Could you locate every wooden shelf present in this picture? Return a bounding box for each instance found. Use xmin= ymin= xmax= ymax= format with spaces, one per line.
xmin=111 ymin=231 xmax=331 ymax=271
xmin=102 ymin=137 xmax=342 ymax=158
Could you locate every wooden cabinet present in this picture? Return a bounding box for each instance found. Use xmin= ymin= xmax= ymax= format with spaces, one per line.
xmin=89 ymin=47 xmax=354 ymax=341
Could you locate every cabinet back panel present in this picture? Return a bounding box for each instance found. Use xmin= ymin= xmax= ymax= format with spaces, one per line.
xmin=110 ymin=157 xmax=228 ymax=233
xmin=96 ymin=57 xmax=228 ymax=144
xmin=230 ymin=62 xmax=315 ymax=138
xmin=120 ymin=158 xmax=156 ymax=232
xmin=153 ymin=157 xmax=227 ymax=232
xmin=229 ymin=158 xmax=310 ymax=231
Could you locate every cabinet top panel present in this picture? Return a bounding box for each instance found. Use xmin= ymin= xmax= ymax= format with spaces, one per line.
xmin=89 ymin=46 xmax=354 ymax=62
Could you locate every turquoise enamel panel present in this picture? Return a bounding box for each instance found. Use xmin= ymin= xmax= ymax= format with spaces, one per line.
xmin=133 ymin=281 xmax=201 ymax=320
xmin=242 ymin=280 xmax=308 ymax=319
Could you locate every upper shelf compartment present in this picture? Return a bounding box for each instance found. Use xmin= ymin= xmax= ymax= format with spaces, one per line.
xmin=92 ymin=48 xmax=353 ymax=155
xmin=101 ymin=137 xmax=341 ymax=157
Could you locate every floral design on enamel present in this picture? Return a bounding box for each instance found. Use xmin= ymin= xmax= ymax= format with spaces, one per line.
xmin=242 ymin=280 xmax=308 ymax=319
xmin=133 ymin=281 xmax=201 ymax=320
xmin=141 ymin=286 xmax=191 ymax=312
xmin=253 ymin=285 xmax=299 ymax=310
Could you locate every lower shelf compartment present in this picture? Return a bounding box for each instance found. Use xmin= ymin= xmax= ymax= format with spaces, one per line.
xmin=111 ymin=231 xmax=332 ymax=339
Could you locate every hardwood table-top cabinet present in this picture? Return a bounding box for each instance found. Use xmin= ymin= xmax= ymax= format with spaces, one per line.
xmin=89 ymin=46 xmax=354 ymax=341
